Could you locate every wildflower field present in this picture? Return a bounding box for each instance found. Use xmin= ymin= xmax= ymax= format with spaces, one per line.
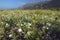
xmin=0 ymin=10 xmax=60 ymax=40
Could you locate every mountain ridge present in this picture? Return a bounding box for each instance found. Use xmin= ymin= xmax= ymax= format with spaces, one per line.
xmin=18 ymin=0 xmax=60 ymax=10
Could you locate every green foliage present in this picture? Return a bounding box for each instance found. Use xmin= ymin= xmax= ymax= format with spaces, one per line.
xmin=0 ymin=10 xmax=60 ymax=40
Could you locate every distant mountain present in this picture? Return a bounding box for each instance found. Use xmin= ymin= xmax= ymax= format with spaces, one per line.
xmin=18 ymin=0 xmax=60 ymax=9
xmin=49 ymin=0 xmax=60 ymax=8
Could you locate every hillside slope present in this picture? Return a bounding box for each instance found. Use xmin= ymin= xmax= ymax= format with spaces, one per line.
xmin=18 ymin=0 xmax=60 ymax=9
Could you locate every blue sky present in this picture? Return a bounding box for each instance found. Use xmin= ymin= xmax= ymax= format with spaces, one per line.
xmin=0 ymin=0 xmax=45 ymax=9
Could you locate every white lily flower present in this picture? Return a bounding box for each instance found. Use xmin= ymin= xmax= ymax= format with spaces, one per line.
xmin=28 ymin=23 xmax=31 ymax=26
xmin=5 ymin=23 xmax=9 ymax=27
xmin=1 ymin=22 xmax=4 ymax=24
xmin=27 ymin=26 xmax=30 ymax=29
xmin=43 ymin=26 xmax=45 ymax=29
xmin=41 ymin=16 xmax=44 ymax=19
xmin=9 ymin=34 xmax=12 ymax=37
xmin=45 ymin=15 xmax=48 ymax=18
xmin=27 ymin=31 xmax=31 ymax=35
xmin=47 ymin=27 xmax=49 ymax=29
xmin=21 ymin=24 xmax=23 ymax=26
xmin=18 ymin=28 xmax=22 ymax=32
xmin=17 ymin=24 xmax=19 ymax=25
xmin=6 ymin=23 xmax=9 ymax=26
xmin=46 ymin=23 xmax=51 ymax=26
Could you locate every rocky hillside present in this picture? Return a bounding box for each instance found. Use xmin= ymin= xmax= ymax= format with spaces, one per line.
xmin=18 ymin=0 xmax=60 ymax=9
